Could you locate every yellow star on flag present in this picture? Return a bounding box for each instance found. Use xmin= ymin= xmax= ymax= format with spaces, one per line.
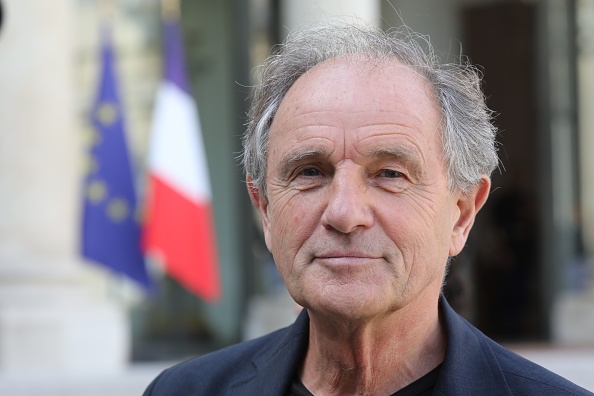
xmin=97 ymin=102 xmax=118 ymax=126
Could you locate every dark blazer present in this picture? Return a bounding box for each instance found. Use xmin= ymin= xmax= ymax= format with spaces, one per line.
xmin=144 ymin=297 xmax=593 ymax=395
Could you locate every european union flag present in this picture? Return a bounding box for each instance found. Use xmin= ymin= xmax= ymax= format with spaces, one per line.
xmin=81 ymin=27 xmax=151 ymax=290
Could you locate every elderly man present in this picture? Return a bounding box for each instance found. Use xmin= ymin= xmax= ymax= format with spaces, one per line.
xmin=145 ymin=25 xmax=592 ymax=395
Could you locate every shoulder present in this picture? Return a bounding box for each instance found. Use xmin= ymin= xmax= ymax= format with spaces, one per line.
xmin=465 ymin=322 xmax=593 ymax=395
xmin=487 ymin=338 xmax=592 ymax=395
xmin=438 ymin=296 xmax=593 ymax=395
xmin=143 ymin=309 xmax=311 ymax=396
xmin=143 ymin=327 xmax=291 ymax=396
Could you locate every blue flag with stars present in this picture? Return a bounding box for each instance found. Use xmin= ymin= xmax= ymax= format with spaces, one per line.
xmin=81 ymin=26 xmax=151 ymax=290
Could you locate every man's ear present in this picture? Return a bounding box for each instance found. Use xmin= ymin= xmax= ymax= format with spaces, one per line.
xmin=449 ymin=175 xmax=491 ymax=256
xmin=246 ymin=176 xmax=272 ymax=251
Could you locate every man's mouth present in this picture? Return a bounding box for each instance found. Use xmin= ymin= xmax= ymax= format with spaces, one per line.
xmin=314 ymin=252 xmax=380 ymax=267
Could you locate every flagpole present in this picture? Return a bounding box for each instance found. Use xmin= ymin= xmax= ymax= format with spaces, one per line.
xmin=161 ymin=0 xmax=180 ymax=22
xmin=98 ymin=0 xmax=115 ymax=46
xmin=100 ymin=0 xmax=115 ymax=24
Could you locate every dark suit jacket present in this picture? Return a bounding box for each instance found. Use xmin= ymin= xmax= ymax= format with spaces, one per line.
xmin=144 ymin=297 xmax=592 ymax=395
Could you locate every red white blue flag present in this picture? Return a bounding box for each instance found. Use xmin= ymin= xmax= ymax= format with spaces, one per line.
xmin=143 ymin=18 xmax=221 ymax=301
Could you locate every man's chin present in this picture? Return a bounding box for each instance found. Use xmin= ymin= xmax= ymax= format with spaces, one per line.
xmin=299 ymin=287 xmax=395 ymax=324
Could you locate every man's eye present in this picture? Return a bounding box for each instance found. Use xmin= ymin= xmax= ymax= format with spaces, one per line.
xmin=379 ymin=169 xmax=403 ymax=178
xmin=301 ymin=168 xmax=321 ymax=177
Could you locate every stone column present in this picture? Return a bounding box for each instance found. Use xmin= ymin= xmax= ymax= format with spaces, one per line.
xmin=0 ymin=0 xmax=128 ymax=376
xmin=577 ymin=1 xmax=594 ymax=285
xmin=547 ymin=0 xmax=594 ymax=344
xmin=280 ymin=0 xmax=381 ymax=37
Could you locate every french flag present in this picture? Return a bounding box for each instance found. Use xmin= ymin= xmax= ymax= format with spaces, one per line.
xmin=144 ymin=17 xmax=221 ymax=301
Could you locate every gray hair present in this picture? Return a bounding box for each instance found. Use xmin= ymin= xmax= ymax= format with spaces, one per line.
xmin=242 ymin=24 xmax=498 ymax=195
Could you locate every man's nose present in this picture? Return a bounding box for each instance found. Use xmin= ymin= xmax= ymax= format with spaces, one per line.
xmin=321 ymin=169 xmax=374 ymax=234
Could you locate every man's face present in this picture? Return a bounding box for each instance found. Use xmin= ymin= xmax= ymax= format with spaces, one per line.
xmin=250 ymin=57 xmax=485 ymax=321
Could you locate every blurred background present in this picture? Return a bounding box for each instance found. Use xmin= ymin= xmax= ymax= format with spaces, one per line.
xmin=1 ymin=0 xmax=594 ymax=394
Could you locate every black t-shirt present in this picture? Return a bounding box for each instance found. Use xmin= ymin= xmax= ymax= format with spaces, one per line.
xmin=288 ymin=364 xmax=441 ymax=396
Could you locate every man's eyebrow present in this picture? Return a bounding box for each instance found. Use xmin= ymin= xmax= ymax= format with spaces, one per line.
xmin=278 ymin=147 xmax=330 ymax=178
xmin=368 ymin=146 xmax=425 ymax=179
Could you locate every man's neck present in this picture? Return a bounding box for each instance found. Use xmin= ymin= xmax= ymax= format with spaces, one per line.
xmin=299 ymin=291 xmax=445 ymax=396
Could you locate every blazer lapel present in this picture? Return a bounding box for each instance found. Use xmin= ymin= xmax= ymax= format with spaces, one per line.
xmin=434 ymin=296 xmax=513 ymax=396
xmin=229 ymin=309 xmax=310 ymax=395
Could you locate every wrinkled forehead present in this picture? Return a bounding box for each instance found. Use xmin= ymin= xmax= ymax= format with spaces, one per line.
xmin=271 ymin=55 xmax=443 ymax=141
xmin=276 ymin=55 xmax=440 ymax=121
